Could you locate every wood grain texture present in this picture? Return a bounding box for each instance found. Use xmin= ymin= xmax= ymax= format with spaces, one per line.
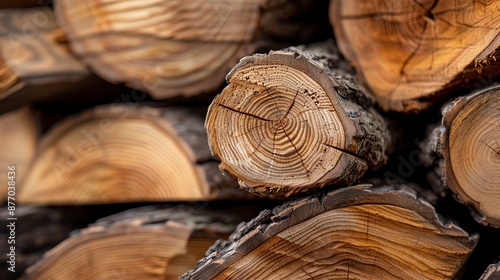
xmin=0 ymin=8 xmax=122 ymax=114
xmin=54 ymin=0 xmax=329 ymax=99
xmin=206 ymin=41 xmax=391 ymax=198
xmin=425 ymin=86 xmax=500 ymax=227
xmin=19 ymin=105 xmax=248 ymax=204
xmin=0 ymin=206 xmax=88 ymax=280
xmin=330 ymin=0 xmax=500 ymax=112
xmin=21 ymin=206 xmax=242 ymax=280
xmin=0 ymin=7 xmax=88 ymax=99
xmin=0 ymin=107 xmax=37 ymax=201
xmin=181 ymin=185 xmax=478 ymax=280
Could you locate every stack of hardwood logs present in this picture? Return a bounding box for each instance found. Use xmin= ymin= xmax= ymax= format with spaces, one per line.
xmin=1 ymin=0 xmax=499 ymax=279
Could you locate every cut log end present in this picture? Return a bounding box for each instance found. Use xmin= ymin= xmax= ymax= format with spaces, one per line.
xmin=54 ymin=0 xmax=329 ymax=99
xmin=206 ymin=41 xmax=390 ymax=198
xmin=19 ymin=105 xmax=244 ymax=204
xmin=440 ymin=86 xmax=500 ymax=227
xmin=22 ymin=206 xmax=242 ymax=280
xmin=0 ymin=107 xmax=37 ymax=201
xmin=182 ymin=185 xmax=478 ymax=280
xmin=330 ymin=0 xmax=500 ymax=112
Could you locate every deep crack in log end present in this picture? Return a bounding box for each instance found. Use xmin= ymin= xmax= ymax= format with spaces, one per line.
xmin=330 ymin=0 xmax=500 ymax=112
xmin=206 ymin=52 xmax=368 ymax=198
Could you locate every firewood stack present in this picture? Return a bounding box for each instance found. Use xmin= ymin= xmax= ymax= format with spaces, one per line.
xmin=1 ymin=0 xmax=499 ymax=279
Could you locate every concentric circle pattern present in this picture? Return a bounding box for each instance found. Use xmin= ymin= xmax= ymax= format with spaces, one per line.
xmin=331 ymin=0 xmax=500 ymax=111
xmin=19 ymin=111 xmax=208 ymax=204
xmin=208 ymin=62 xmax=347 ymax=194
xmin=449 ymin=90 xmax=500 ymax=224
xmin=55 ymin=0 xmax=266 ymax=98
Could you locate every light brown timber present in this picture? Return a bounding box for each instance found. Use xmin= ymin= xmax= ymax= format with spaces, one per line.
xmin=206 ymin=41 xmax=391 ymax=198
xmin=54 ymin=0 xmax=329 ymax=99
xmin=18 ymin=105 xmax=248 ymax=204
xmin=0 ymin=106 xmax=37 ymax=201
xmin=423 ymin=86 xmax=500 ymax=227
xmin=181 ymin=184 xmax=478 ymax=280
xmin=21 ymin=206 xmax=243 ymax=280
xmin=330 ymin=0 xmax=500 ymax=112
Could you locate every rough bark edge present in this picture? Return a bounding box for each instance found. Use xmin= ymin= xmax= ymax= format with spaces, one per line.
xmin=480 ymin=262 xmax=500 ymax=280
xmin=180 ymin=184 xmax=478 ymax=279
xmin=91 ymin=205 xmax=242 ymax=234
xmin=209 ymin=41 xmax=391 ymax=198
xmin=427 ymin=85 xmax=500 ymax=227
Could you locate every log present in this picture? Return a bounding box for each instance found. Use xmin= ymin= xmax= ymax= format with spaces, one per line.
xmin=0 ymin=107 xmax=37 ymax=201
xmin=19 ymin=105 xmax=251 ymax=204
xmin=480 ymin=262 xmax=500 ymax=280
xmin=0 ymin=206 xmax=94 ymax=280
xmin=206 ymin=40 xmax=391 ymax=198
xmin=0 ymin=8 xmax=126 ymax=114
xmin=329 ymin=0 xmax=500 ymax=112
xmin=54 ymin=0 xmax=329 ymax=99
xmin=21 ymin=205 xmax=244 ymax=280
xmin=423 ymin=86 xmax=500 ymax=227
xmin=181 ymin=184 xmax=478 ymax=280
xmin=0 ymin=8 xmax=89 ymax=111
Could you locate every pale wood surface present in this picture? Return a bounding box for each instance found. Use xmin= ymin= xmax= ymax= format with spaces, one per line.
xmin=54 ymin=0 xmax=329 ymax=99
xmin=206 ymin=41 xmax=391 ymax=198
xmin=0 ymin=107 xmax=37 ymax=201
xmin=18 ymin=105 xmax=249 ymax=204
xmin=425 ymin=86 xmax=500 ymax=227
xmin=22 ymin=206 xmax=243 ymax=280
xmin=330 ymin=0 xmax=500 ymax=112
xmin=181 ymin=185 xmax=478 ymax=280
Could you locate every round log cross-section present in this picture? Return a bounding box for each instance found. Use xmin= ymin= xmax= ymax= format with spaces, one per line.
xmin=206 ymin=41 xmax=391 ymax=198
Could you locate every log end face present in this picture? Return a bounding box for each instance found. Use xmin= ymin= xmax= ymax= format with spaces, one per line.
xmin=183 ymin=185 xmax=478 ymax=279
xmin=330 ymin=0 xmax=500 ymax=112
xmin=443 ymin=87 xmax=500 ymax=227
xmin=206 ymin=51 xmax=373 ymax=198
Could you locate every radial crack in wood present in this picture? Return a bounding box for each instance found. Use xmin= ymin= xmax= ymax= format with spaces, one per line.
xmin=54 ymin=0 xmax=329 ymax=99
xmin=206 ymin=41 xmax=391 ymax=198
xmin=330 ymin=0 xmax=500 ymax=112
xmin=426 ymin=86 xmax=500 ymax=227
xmin=21 ymin=206 xmax=243 ymax=280
xmin=18 ymin=105 xmax=248 ymax=204
xmin=181 ymin=184 xmax=478 ymax=280
xmin=0 ymin=107 xmax=37 ymax=201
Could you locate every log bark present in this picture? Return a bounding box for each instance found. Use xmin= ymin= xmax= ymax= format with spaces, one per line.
xmin=330 ymin=0 xmax=500 ymax=112
xmin=181 ymin=184 xmax=478 ymax=280
xmin=19 ymin=105 xmax=252 ymax=204
xmin=422 ymin=86 xmax=500 ymax=227
xmin=21 ymin=206 xmax=244 ymax=280
xmin=480 ymin=262 xmax=500 ymax=280
xmin=54 ymin=0 xmax=330 ymax=99
xmin=206 ymin=40 xmax=391 ymax=198
xmin=0 ymin=107 xmax=38 ymax=201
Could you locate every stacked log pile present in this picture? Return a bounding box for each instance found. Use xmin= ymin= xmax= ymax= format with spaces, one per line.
xmin=0 ymin=0 xmax=499 ymax=279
